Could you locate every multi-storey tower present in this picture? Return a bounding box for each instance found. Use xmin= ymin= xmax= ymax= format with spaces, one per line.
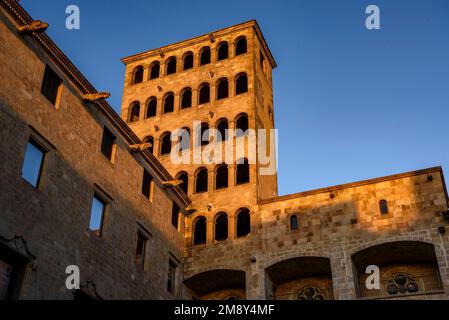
xmin=121 ymin=21 xmax=278 ymax=249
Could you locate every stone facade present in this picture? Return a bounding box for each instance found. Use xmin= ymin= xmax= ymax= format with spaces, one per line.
xmin=0 ymin=0 xmax=189 ymax=300
xmin=1 ymin=0 xmax=449 ymax=300
xmin=121 ymin=18 xmax=449 ymax=300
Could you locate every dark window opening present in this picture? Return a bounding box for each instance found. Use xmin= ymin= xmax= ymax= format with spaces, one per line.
xmin=101 ymin=127 xmax=116 ymax=161
xmin=135 ymin=232 xmax=147 ymax=272
xmin=217 ymin=79 xmax=229 ymax=100
xmin=128 ymin=103 xmax=140 ymax=123
xmin=0 ymin=252 xmax=26 ymax=300
xmin=141 ymin=169 xmax=153 ymax=199
xmin=200 ymin=47 xmax=211 ymax=65
xmin=380 ymin=200 xmax=389 ymax=215
xmin=160 ymin=133 xmax=172 ymax=155
xmin=235 ymin=37 xmax=247 ymax=55
xmin=22 ymin=138 xmax=46 ymax=188
xmin=177 ymin=172 xmax=188 ymax=194
xmin=215 ymin=164 xmax=228 ymax=189
xmin=41 ymin=65 xmax=62 ymax=105
xmin=181 ymin=89 xmax=192 ymax=109
xmin=199 ymin=84 xmax=210 ymax=104
xmin=166 ymin=58 xmax=177 ymax=75
xmin=236 ymin=114 xmax=249 ymax=136
xmin=183 ymin=53 xmax=194 ymax=70
xmin=89 ymin=194 xmax=106 ymax=237
xmin=216 ymin=119 xmax=228 ymax=141
xmin=193 ymin=217 xmax=207 ymax=245
xmin=146 ymin=98 xmax=157 ymax=118
xmin=217 ymin=42 xmax=229 ymax=61
xmin=290 ymin=215 xmax=299 ymax=230
xmin=163 ymin=93 xmax=174 ymax=113
xmin=235 ymin=74 xmax=248 ymax=95
xmin=178 ymin=128 xmax=190 ymax=152
xmin=236 ymin=158 xmax=249 ymax=185
xmin=259 ymin=51 xmax=265 ymax=70
xmin=215 ymin=213 xmax=228 ymax=241
xmin=236 ymin=209 xmax=250 ymax=237
xmin=199 ymin=123 xmax=209 ymax=146
xmin=132 ymin=66 xmax=144 ymax=84
xmin=195 ymin=168 xmax=208 ymax=193
xmin=150 ymin=62 xmax=160 ymax=80
xmin=143 ymin=136 xmax=154 ymax=154
xmin=167 ymin=260 xmax=177 ymax=294
xmin=172 ymin=202 xmax=180 ymax=229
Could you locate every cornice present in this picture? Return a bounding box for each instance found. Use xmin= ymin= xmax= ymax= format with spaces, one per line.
xmin=121 ymin=19 xmax=277 ymax=68
xmin=258 ymin=166 xmax=447 ymax=205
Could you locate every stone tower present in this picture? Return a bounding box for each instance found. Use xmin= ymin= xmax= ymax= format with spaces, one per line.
xmin=121 ymin=20 xmax=278 ymax=248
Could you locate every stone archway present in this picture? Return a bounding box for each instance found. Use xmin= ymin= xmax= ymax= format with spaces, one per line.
xmin=184 ymin=269 xmax=246 ymax=300
xmin=265 ymin=257 xmax=333 ymax=300
xmin=351 ymin=241 xmax=444 ymax=299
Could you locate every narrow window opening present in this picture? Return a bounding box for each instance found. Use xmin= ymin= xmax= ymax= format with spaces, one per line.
xmin=236 ymin=209 xmax=250 ymax=237
xmin=195 ymin=168 xmax=208 ymax=193
xmin=146 ymin=98 xmax=157 ymax=118
xmin=21 ymin=138 xmax=46 ymax=187
xmin=199 ymin=84 xmax=210 ymax=104
xmin=142 ymin=169 xmax=153 ymax=199
xmin=183 ymin=53 xmax=193 ymax=70
xmin=101 ymin=127 xmax=116 ymax=161
xmin=166 ymin=58 xmax=177 ymax=75
xmin=215 ymin=213 xmax=228 ymax=241
xmin=89 ymin=195 xmax=106 ymax=237
xmin=217 ymin=42 xmax=229 ymax=61
xmin=235 ymin=37 xmax=247 ymax=55
xmin=217 ymin=79 xmax=229 ymax=100
xmin=193 ymin=217 xmax=207 ymax=245
xmin=163 ymin=93 xmax=174 ymax=113
xmin=41 ymin=65 xmax=62 ymax=105
xmin=200 ymin=47 xmax=211 ymax=65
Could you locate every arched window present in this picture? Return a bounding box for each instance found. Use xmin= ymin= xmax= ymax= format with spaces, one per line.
xmin=146 ymin=97 xmax=157 ymax=118
xmin=215 ymin=213 xmax=228 ymax=241
xmin=235 ymin=37 xmax=247 ymax=56
xmin=149 ymin=62 xmax=160 ymax=80
xmin=235 ymin=73 xmax=248 ymax=95
xmin=217 ymin=42 xmax=229 ymax=61
xmin=193 ymin=216 xmax=207 ymax=245
xmin=183 ymin=52 xmax=194 ymax=70
xmin=217 ymin=78 xmax=229 ymax=100
xmin=290 ymin=215 xmax=298 ymax=230
xmin=160 ymin=132 xmax=172 ymax=155
xmin=199 ymin=83 xmax=210 ymax=104
xmin=181 ymin=88 xmax=192 ymax=109
xmin=132 ymin=66 xmax=144 ymax=84
xmin=200 ymin=47 xmax=211 ymax=65
xmin=236 ymin=158 xmax=249 ymax=185
xmin=215 ymin=164 xmax=228 ymax=189
xmin=236 ymin=208 xmax=250 ymax=237
xmin=176 ymin=172 xmax=188 ymax=194
xmin=128 ymin=102 xmax=140 ymax=123
xmin=166 ymin=57 xmax=177 ymax=75
xmin=235 ymin=113 xmax=249 ymax=136
xmin=178 ymin=127 xmax=190 ymax=152
xmin=143 ymin=136 xmax=154 ymax=154
xmin=379 ymin=200 xmax=389 ymax=215
xmin=199 ymin=123 xmax=209 ymax=146
xmin=216 ymin=118 xmax=228 ymax=141
xmin=195 ymin=168 xmax=208 ymax=193
xmin=163 ymin=92 xmax=174 ymax=113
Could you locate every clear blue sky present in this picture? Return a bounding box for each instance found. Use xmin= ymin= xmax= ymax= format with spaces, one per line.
xmin=22 ymin=0 xmax=449 ymax=196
